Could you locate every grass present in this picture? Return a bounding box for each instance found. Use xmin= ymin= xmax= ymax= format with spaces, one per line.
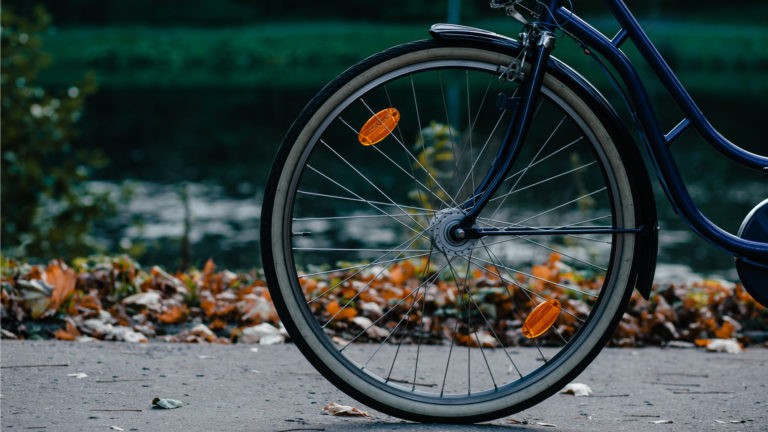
xmin=38 ymin=19 xmax=768 ymax=92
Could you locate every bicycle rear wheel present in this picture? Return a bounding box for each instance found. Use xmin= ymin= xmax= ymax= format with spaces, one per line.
xmin=261 ymin=40 xmax=640 ymax=422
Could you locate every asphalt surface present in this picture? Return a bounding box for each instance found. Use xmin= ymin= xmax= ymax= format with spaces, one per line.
xmin=1 ymin=341 xmax=766 ymax=431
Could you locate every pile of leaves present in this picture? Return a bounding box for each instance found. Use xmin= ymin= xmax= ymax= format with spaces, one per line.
xmin=1 ymin=255 xmax=765 ymax=348
xmin=1 ymin=256 xmax=279 ymax=344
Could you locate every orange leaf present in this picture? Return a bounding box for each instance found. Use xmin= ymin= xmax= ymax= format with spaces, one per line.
xmin=389 ymin=261 xmax=414 ymax=286
xmin=157 ymin=304 xmax=188 ymax=324
xmin=300 ymin=279 xmax=317 ymax=296
xmin=203 ymin=258 xmax=216 ymax=277
xmin=210 ymin=318 xmax=227 ymax=330
xmin=326 ymin=300 xmax=357 ymax=320
xmin=54 ymin=328 xmax=76 ymax=341
xmin=694 ymin=338 xmax=710 ymax=347
xmin=46 ymin=262 xmax=77 ymax=311
xmin=532 ymin=265 xmax=552 ymax=282
xmin=714 ymin=321 xmax=735 ymax=339
xmin=548 ymin=252 xmax=562 ymax=267
xmin=65 ymin=319 xmax=81 ymax=337
xmin=78 ymin=294 xmax=102 ymax=311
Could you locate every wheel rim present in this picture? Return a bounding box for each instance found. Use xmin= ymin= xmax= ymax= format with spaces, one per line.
xmin=268 ymin=49 xmax=636 ymax=415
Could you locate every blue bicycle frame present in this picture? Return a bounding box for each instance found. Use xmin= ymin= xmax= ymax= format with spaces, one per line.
xmin=456 ymin=0 xmax=768 ymax=264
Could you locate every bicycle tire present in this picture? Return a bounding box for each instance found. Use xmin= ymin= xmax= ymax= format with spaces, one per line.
xmin=261 ymin=39 xmax=641 ymax=423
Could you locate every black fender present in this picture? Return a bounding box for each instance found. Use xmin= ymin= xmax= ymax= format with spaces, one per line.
xmin=430 ymin=24 xmax=658 ymax=299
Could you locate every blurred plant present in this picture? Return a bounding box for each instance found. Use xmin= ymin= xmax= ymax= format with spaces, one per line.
xmin=410 ymin=121 xmax=459 ymax=210
xmin=1 ymin=6 xmax=114 ymax=259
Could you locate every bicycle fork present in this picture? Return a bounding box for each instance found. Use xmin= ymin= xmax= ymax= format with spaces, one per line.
xmin=451 ymin=25 xmax=558 ymax=241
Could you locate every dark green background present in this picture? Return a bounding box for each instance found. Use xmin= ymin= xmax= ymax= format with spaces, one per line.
xmin=5 ymin=0 xmax=767 ymax=277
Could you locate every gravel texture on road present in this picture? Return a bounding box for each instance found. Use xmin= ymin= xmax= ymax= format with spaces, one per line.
xmin=1 ymin=341 xmax=766 ymax=431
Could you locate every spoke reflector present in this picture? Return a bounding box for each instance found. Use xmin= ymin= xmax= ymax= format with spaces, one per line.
xmin=358 ymin=108 xmax=400 ymax=146
xmin=522 ymin=299 xmax=561 ymax=338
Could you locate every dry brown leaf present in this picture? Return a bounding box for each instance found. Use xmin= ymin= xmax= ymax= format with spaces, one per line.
xmin=157 ymin=304 xmax=188 ymax=324
xmin=54 ymin=328 xmax=76 ymax=341
xmin=325 ymin=300 xmax=357 ymax=320
xmin=322 ymin=402 xmax=371 ymax=417
xmin=714 ymin=320 xmax=735 ymax=339
xmin=506 ymin=418 xmax=528 ymax=424
xmin=561 ymin=382 xmax=592 ymax=397
xmin=46 ymin=262 xmax=77 ymax=311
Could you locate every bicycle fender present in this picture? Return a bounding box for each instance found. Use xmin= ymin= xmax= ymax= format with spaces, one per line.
xmin=430 ymin=23 xmax=658 ymax=299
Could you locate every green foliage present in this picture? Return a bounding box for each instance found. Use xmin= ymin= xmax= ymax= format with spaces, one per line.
xmin=1 ymin=7 xmax=114 ymax=259
xmin=410 ymin=122 xmax=459 ymax=210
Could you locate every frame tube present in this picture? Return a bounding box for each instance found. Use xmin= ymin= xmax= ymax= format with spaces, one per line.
xmin=552 ymin=2 xmax=767 ymax=261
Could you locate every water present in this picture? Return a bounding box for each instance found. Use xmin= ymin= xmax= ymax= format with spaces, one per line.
xmin=81 ymin=83 xmax=766 ymax=278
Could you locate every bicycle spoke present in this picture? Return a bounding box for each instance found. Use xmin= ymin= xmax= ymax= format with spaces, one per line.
xmin=437 ymin=70 xmax=461 ymax=182
xmin=490 ymin=116 xmax=567 ymax=218
xmin=454 ymin=106 xmax=509 ymax=200
xmin=385 ymin=244 xmax=436 ymax=385
xmin=320 ymin=140 xmax=426 ymax=230
xmin=479 ymin=243 xmax=573 ymax=345
xmin=488 ymin=160 xmax=598 ymax=203
xmin=297 ymin=190 xmax=435 ymax=213
xmin=340 ymin=262 xmax=450 ymax=347
xmin=502 ymin=136 xmax=584 ymax=183
xmin=305 ymin=164 xmax=425 ymax=237
xmin=368 ymin=143 xmax=454 ymax=209
xmin=354 ymin=100 xmax=460 ymax=207
xmin=294 ymin=212 xmax=436 ymax=222
xmin=508 ymin=187 xmax=608 ymax=228
xmin=385 ymin=84 xmax=429 ymax=210
xmin=305 ymin=229 xmax=426 ymax=303
xmin=470 ymin=253 xmax=597 ymax=299
xmin=442 ymin=252 xmax=503 ymax=392
xmin=411 ymin=242 xmax=435 ymax=391
xmin=298 ymin=253 xmax=430 ymax=278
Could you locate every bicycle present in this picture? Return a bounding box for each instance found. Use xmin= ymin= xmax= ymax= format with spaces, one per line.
xmin=260 ymin=0 xmax=768 ymax=423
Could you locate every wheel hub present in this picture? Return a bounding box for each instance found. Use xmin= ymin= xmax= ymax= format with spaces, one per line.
xmin=427 ymin=209 xmax=478 ymax=257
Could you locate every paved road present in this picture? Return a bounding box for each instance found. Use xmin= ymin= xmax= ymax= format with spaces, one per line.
xmin=1 ymin=341 xmax=766 ymax=431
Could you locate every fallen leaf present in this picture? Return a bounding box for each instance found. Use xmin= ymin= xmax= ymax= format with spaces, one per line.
xmin=240 ymin=323 xmax=285 ymax=344
xmin=67 ymin=372 xmax=88 ymax=379
xmin=17 ymin=279 xmax=52 ymax=319
xmin=325 ymin=300 xmax=358 ymax=320
xmin=1 ymin=329 xmax=18 ymax=339
xmin=189 ymin=323 xmax=215 ymax=341
xmin=46 ymin=262 xmax=77 ymax=311
xmin=157 ymin=304 xmax=188 ymax=324
xmin=152 ymin=398 xmax=183 ymax=409
xmin=109 ymin=426 xmax=124 ymax=431
xmin=506 ymin=418 xmax=528 ymax=424
xmin=388 ymin=261 xmax=414 ymax=285
xmin=714 ymin=321 xmax=736 ymax=339
xmin=561 ymin=382 xmax=592 ymax=397
xmin=649 ymin=419 xmax=674 ymax=424
xmin=322 ymin=402 xmax=371 ymax=417
xmin=705 ymin=338 xmax=743 ymax=354
xmin=54 ymin=329 xmax=76 ymax=341
xmin=694 ymin=338 xmax=710 ymax=347
xmin=122 ymin=291 xmax=162 ymax=309
xmin=535 ymin=421 xmax=557 ymax=427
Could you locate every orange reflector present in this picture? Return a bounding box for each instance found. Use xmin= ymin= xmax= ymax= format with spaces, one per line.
xmin=522 ymin=299 xmax=561 ymax=339
xmin=358 ymin=108 xmax=400 ymax=146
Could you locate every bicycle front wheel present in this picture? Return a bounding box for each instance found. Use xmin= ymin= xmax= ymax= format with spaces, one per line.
xmin=261 ymin=40 xmax=640 ymax=422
